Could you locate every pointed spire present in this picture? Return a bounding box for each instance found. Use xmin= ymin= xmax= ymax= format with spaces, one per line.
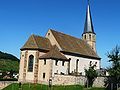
xmin=83 ymin=0 xmax=95 ymax=34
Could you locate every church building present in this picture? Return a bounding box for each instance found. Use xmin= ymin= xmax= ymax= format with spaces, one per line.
xmin=19 ymin=1 xmax=101 ymax=84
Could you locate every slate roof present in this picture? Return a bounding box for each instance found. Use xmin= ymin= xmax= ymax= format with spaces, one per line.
xmin=39 ymin=45 xmax=68 ymax=60
xmin=50 ymin=29 xmax=100 ymax=59
xmin=83 ymin=1 xmax=95 ymax=34
xmin=21 ymin=34 xmax=52 ymax=50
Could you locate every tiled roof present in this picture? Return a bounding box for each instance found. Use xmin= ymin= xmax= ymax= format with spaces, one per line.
xmin=21 ymin=30 xmax=100 ymax=59
xmin=50 ymin=29 xmax=100 ymax=59
xmin=39 ymin=45 xmax=68 ymax=60
xmin=21 ymin=34 xmax=52 ymax=50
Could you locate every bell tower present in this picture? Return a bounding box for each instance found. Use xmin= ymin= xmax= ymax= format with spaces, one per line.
xmin=82 ymin=0 xmax=96 ymax=52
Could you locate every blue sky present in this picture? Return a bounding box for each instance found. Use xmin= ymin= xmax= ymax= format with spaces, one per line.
xmin=0 ymin=0 xmax=119 ymax=68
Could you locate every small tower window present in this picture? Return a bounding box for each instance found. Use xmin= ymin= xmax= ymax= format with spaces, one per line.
xmin=93 ymin=35 xmax=95 ymax=41
xmin=89 ymin=34 xmax=91 ymax=40
xmin=84 ymin=35 xmax=86 ymax=40
xmin=48 ymin=33 xmax=50 ymax=36
xmin=22 ymin=55 xmax=24 ymax=57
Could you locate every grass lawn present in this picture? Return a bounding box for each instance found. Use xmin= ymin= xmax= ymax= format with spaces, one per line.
xmin=85 ymin=87 xmax=106 ymax=90
xmin=2 ymin=83 xmax=105 ymax=90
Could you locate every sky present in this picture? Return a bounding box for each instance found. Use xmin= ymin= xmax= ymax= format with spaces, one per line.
xmin=0 ymin=0 xmax=120 ymax=68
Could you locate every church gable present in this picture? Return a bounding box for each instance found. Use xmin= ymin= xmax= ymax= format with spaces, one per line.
xmin=45 ymin=29 xmax=62 ymax=50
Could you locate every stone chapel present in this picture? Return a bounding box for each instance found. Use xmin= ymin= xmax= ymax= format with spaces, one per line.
xmin=19 ymin=1 xmax=101 ymax=84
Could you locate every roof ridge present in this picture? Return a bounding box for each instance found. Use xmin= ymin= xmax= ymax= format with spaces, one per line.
xmin=31 ymin=34 xmax=39 ymax=48
xmin=33 ymin=34 xmax=45 ymax=38
xmin=50 ymin=29 xmax=83 ymax=41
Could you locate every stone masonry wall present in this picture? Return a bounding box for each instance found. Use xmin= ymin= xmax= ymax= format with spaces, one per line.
xmin=52 ymin=75 xmax=106 ymax=87
xmin=0 ymin=81 xmax=18 ymax=90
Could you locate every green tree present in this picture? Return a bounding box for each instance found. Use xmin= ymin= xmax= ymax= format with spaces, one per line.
xmin=85 ymin=63 xmax=98 ymax=88
xmin=106 ymin=45 xmax=120 ymax=90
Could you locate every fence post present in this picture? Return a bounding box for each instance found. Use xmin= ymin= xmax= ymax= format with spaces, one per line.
xmin=117 ymin=83 xmax=118 ymax=90
xmin=111 ymin=83 xmax=113 ymax=90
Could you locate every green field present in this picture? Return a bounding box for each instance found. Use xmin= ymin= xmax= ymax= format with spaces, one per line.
xmin=2 ymin=83 xmax=105 ymax=90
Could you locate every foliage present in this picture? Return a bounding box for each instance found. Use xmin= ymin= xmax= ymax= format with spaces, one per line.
xmin=107 ymin=46 xmax=120 ymax=76
xmin=105 ymin=45 xmax=120 ymax=90
xmin=0 ymin=51 xmax=19 ymax=61
xmin=0 ymin=59 xmax=19 ymax=72
xmin=0 ymin=51 xmax=19 ymax=72
xmin=85 ymin=63 xmax=98 ymax=87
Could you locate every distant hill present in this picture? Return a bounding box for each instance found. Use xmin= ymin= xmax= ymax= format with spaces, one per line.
xmin=0 ymin=51 xmax=19 ymax=72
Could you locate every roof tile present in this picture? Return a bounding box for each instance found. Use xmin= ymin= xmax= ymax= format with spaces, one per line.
xmin=21 ymin=34 xmax=51 ymax=50
xmin=50 ymin=29 xmax=100 ymax=59
xmin=39 ymin=45 xmax=68 ymax=60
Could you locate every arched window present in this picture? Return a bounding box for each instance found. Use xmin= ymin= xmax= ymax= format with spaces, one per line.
xmin=89 ymin=34 xmax=91 ymax=40
xmin=28 ymin=55 xmax=34 ymax=72
xmin=84 ymin=35 xmax=86 ymax=40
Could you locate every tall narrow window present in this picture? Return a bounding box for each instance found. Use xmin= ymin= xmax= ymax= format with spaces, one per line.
xmin=28 ymin=55 xmax=34 ymax=72
xmin=89 ymin=34 xmax=91 ymax=40
xmin=76 ymin=59 xmax=79 ymax=73
xmin=44 ymin=59 xmax=46 ymax=65
xmin=90 ymin=61 xmax=92 ymax=66
xmin=62 ymin=61 xmax=65 ymax=66
xmin=43 ymin=73 xmax=45 ymax=79
xmin=94 ymin=62 xmax=97 ymax=67
xmin=55 ymin=60 xmax=58 ymax=66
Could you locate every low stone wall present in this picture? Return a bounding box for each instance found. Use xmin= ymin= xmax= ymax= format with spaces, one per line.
xmin=93 ymin=77 xmax=106 ymax=87
xmin=52 ymin=75 xmax=106 ymax=87
xmin=0 ymin=81 xmax=18 ymax=90
xmin=52 ymin=75 xmax=86 ymax=85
